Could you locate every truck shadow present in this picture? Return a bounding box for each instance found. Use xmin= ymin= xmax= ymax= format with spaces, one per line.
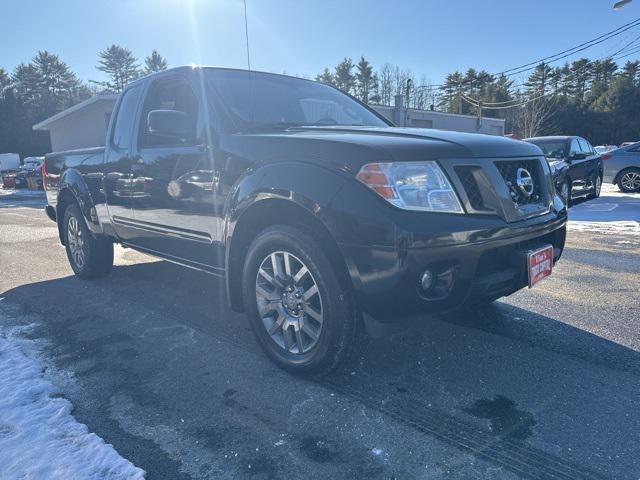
xmin=3 ymin=259 xmax=637 ymax=479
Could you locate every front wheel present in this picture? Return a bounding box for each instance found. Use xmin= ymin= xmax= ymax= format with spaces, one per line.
xmin=63 ymin=203 xmax=113 ymax=279
xmin=587 ymin=174 xmax=602 ymax=200
xmin=560 ymin=180 xmax=571 ymax=208
xmin=618 ymin=168 xmax=640 ymax=193
xmin=242 ymin=225 xmax=361 ymax=375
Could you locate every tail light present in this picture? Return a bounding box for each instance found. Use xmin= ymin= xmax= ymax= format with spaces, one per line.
xmin=601 ymin=154 xmax=612 ymax=161
xmin=41 ymin=161 xmax=47 ymax=190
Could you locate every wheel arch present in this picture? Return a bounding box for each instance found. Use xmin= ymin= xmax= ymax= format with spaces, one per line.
xmin=56 ymin=169 xmax=102 ymax=244
xmin=225 ymin=196 xmax=353 ymax=313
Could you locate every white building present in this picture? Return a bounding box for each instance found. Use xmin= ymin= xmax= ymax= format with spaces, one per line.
xmin=372 ymin=95 xmax=505 ymax=136
xmin=32 ymin=94 xmax=117 ymax=152
xmin=32 ymin=92 xmax=506 ymax=153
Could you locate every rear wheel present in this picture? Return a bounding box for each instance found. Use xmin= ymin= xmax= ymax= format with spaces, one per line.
xmin=617 ymin=168 xmax=640 ymax=193
xmin=242 ymin=225 xmax=361 ymax=375
xmin=63 ymin=204 xmax=113 ymax=279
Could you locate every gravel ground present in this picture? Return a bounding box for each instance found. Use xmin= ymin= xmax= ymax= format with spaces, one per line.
xmin=1 ymin=189 xmax=639 ymax=479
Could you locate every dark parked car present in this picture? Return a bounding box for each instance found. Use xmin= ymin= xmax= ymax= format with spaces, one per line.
xmin=524 ymin=136 xmax=603 ymax=206
xmin=601 ymin=142 xmax=640 ymax=192
xmin=43 ymin=67 xmax=567 ymax=374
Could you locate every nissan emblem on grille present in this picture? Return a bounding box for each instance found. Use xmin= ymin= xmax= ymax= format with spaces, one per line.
xmin=516 ymin=168 xmax=534 ymax=197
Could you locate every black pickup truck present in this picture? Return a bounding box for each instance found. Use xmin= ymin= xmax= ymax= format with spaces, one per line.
xmin=43 ymin=66 xmax=567 ymax=374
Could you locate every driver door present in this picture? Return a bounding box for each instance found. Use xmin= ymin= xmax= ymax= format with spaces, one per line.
xmin=568 ymin=138 xmax=587 ymax=193
xmin=127 ymin=74 xmax=219 ymax=269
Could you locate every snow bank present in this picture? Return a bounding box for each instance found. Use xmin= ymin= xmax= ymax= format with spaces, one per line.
xmin=0 ymin=336 xmax=145 ymax=480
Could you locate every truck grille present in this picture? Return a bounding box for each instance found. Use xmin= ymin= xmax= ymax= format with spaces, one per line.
xmin=454 ymin=166 xmax=485 ymax=210
xmin=494 ymin=159 xmax=544 ymax=206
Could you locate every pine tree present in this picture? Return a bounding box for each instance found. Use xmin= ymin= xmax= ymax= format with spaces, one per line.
xmin=355 ymin=56 xmax=373 ymax=103
xmin=0 ymin=68 xmax=10 ymax=97
xmin=369 ymin=72 xmax=380 ymax=104
xmin=144 ymin=50 xmax=168 ymax=74
xmin=525 ymin=63 xmax=553 ymax=96
xmin=32 ymin=51 xmax=83 ymax=112
xmin=334 ymin=58 xmax=355 ymax=94
xmin=92 ymin=45 xmax=141 ymax=92
xmin=438 ymin=71 xmax=465 ymax=113
xmin=315 ymin=67 xmax=335 ymax=86
xmin=569 ymin=58 xmax=593 ymax=103
xmin=10 ymin=51 xmax=82 ymax=118
xmin=620 ymin=60 xmax=639 ymax=87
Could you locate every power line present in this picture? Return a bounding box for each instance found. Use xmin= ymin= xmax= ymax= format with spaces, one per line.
xmin=609 ymin=32 xmax=640 ymax=57
xmin=420 ymin=17 xmax=640 ymax=90
xmin=461 ymin=46 xmax=640 ymax=110
xmin=452 ymin=44 xmax=640 ymax=108
xmin=495 ymin=17 xmax=640 ymax=76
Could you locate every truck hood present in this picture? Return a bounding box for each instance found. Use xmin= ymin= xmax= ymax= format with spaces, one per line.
xmin=234 ymin=126 xmax=543 ymax=174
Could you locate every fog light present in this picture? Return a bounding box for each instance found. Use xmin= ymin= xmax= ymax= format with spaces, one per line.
xmin=420 ymin=270 xmax=434 ymax=291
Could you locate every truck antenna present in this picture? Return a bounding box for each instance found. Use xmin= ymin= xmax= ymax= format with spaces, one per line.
xmin=243 ymin=0 xmax=251 ymax=71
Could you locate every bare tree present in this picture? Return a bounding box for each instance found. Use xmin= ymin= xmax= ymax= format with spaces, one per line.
xmin=510 ymin=96 xmax=557 ymax=138
xmin=378 ymin=63 xmax=393 ymax=106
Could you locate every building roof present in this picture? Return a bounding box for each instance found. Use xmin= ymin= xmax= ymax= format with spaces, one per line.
xmin=32 ymin=94 xmax=118 ymax=131
xmin=524 ymin=136 xmax=575 ymax=142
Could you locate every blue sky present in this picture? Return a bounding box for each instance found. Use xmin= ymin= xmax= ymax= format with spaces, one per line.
xmin=2 ymin=0 xmax=639 ymax=86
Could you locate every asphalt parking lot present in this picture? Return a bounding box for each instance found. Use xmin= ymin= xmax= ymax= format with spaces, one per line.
xmin=1 ymin=189 xmax=639 ymax=480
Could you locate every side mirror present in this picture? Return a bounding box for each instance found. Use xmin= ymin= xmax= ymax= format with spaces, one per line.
xmin=569 ymin=152 xmax=587 ymax=161
xmin=147 ymin=109 xmax=195 ymax=141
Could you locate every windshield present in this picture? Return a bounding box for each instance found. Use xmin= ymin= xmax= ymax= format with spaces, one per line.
xmin=527 ymin=140 xmax=566 ymax=160
xmin=206 ymin=69 xmax=389 ymax=131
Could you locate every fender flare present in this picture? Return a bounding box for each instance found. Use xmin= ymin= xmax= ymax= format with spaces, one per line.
xmin=57 ymin=169 xmax=103 ymax=240
xmin=223 ymin=162 xmax=350 ymax=311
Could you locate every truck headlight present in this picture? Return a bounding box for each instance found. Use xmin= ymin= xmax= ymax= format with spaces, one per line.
xmin=356 ymin=161 xmax=464 ymax=213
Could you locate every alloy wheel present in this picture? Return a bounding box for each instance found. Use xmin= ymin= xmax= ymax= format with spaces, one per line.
xmin=255 ymin=251 xmax=323 ymax=354
xmin=67 ymin=216 xmax=86 ymax=269
xmin=560 ymin=182 xmax=570 ymax=205
xmin=595 ymin=175 xmax=602 ymax=196
xmin=621 ymin=171 xmax=640 ymax=191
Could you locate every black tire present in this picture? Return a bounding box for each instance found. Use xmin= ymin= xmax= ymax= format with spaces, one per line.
xmin=617 ymin=168 xmax=640 ymax=193
xmin=63 ymin=203 xmax=113 ymax=279
xmin=242 ymin=225 xmax=361 ymax=375
xmin=560 ymin=179 xmax=572 ymax=208
xmin=587 ymin=174 xmax=602 ymax=200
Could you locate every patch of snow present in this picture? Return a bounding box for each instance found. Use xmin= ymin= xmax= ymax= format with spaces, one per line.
xmin=568 ymin=221 xmax=640 ymax=235
xmin=568 ymin=185 xmax=640 ymax=235
xmin=0 ymin=336 xmax=145 ymax=480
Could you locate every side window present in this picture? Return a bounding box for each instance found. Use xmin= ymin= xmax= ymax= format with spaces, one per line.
xmin=577 ymin=138 xmax=591 ymax=155
xmin=112 ymin=86 xmax=142 ymax=149
xmin=139 ymin=77 xmax=199 ymax=148
xmin=569 ymin=139 xmax=581 ymax=158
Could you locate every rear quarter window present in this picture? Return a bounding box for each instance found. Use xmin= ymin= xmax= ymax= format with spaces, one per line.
xmin=111 ymin=86 xmax=142 ymax=149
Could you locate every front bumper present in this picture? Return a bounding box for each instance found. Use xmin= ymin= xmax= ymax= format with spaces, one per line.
xmin=339 ymin=211 xmax=567 ymax=321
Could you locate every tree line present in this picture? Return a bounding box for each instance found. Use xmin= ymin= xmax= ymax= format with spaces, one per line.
xmin=315 ymin=56 xmax=640 ymax=144
xmin=0 ymin=46 xmax=167 ymax=157
xmin=2 ymin=48 xmax=639 ymax=158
